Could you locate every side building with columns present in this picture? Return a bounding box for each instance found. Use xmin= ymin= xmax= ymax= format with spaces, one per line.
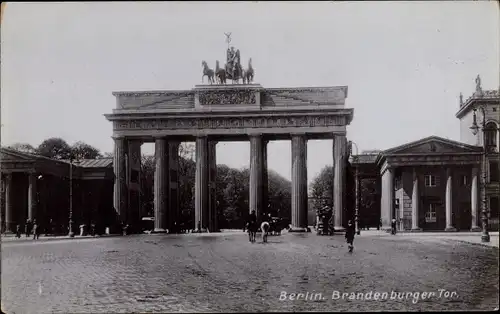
xmin=0 ymin=147 xmax=115 ymax=234
xmin=351 ymin=80 xmax=499 ymax=232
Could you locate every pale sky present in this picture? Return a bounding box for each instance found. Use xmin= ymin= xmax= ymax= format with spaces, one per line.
xmin=1 ymin=2 xmax=499 ymax=183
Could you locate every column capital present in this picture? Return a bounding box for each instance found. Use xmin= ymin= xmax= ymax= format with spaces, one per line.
xmin=111 ymin=136 xmax=125 ymax=141
xmin=472 ymin=166 xmax=479 ymax=176
xmin=153 ymin=136 xmax=167 ymax=142
xmin=446 ymin=168 xmax=453 ymax=177
xmin=248 ymin=133 xmax=262 ymax=138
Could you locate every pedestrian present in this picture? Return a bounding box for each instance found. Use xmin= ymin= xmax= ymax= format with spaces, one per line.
xmin=391 ymin=218 xmax=397 ymax=235
xmin=345 ymin=220 xmax=355 ymax=253
xmin=247 ymin=210 xmax=257 ymax=243
xmin=25 ymin=219 xmax=31 ymax=237
xmin=16 ymin=224 xmax=21 ymax=238
xmin=33 ymin=220 xmax=39 ymax=240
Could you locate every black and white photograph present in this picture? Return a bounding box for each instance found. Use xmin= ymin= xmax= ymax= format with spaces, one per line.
xmin=1 ymin=2 xmax=499 ymax=313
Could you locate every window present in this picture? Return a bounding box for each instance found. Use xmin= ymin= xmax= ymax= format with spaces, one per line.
xmin=484 ymin=122 xmax=498 ymax=152
xmin=425 ymin=203 xmax=437 ymax=223
xmin=424 ymin=175 xmax=436 ymax=187
xmin=490 ymin=197 xmax=499 ymax=219
xmin=460 ymin=175 xmax=468 ymax=187
xmin=490 ymin=161 xmax=499 ymax=183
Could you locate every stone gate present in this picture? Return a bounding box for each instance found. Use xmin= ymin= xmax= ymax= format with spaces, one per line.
xmin=105 ymin=83 xmax=354 ymax=232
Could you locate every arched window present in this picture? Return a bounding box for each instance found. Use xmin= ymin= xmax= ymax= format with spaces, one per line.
xmin=484 ymin=122 xmax=499 ymax=152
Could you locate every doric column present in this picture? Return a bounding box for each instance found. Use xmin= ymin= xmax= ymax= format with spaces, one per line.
xmin=113 ymin=137 xmax=128 ymax=225
xmin=0 ymin=175 xmax=3 ymax=232
xmin=380 ymin=166 xmax=394 ymax=230
xmin=195 ymin=136 xmax=209 ymax=231
xmin=470 ymin=167 xmax=480 ymax=231
xmin=153 ymin=138 xmax=168 ymax=232
xmin=411 ymin=169 xmax=421 ymax=230
xmin=445 ymin=168 xmax=456 ymax=231
xmin=208 ymin=140 xmax=219 ymax=232
xmin=168 ymin=142 xmax=180 ymax=232
xmin=333 ymin=135 xmax=346 ymax=231
xmin=262 ymin=140 xmax=269 ymax=216
xmin=28 ymin=173 xmax=37 ymax=221
xmin=249 ymin=135 xmax=264 ymax=219
xmin=5 ymin=173 xmax=13 ymax=232
xmin=127 ymin=141 xmax=142 ymax=227
xmin=291 ymin=134 xmax=308 ymax=230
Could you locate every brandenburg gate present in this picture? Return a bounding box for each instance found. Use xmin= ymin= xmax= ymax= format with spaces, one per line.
xmin=104 ymin=40 xmax=354 ymax=233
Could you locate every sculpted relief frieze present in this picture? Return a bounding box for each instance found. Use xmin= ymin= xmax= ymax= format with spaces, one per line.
xmin=198 ymin=90 xmax=256 ymax=105
xmin=114 ymin=115 xmax=344 ymax=131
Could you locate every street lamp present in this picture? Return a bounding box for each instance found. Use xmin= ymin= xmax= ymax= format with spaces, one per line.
xmin=349 ymin=141 xmax=361 ymax=235
xmin=470 ymin=107 xmax=490 ymax=243
xmin=68 ymin=158 xmax=81 ymax=238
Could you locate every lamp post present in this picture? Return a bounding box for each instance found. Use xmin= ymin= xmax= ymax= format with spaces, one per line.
xmin=469 ymin=107 xmax=490 ymax=243
xmin=68 ymin=158 xmax=81 ymax=238
xmin=349 ymin=141 xmax=361 ymax=235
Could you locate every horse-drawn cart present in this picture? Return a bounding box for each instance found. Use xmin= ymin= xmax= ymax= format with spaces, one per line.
xmin=316 ymin=206 xmax=334 ymax=235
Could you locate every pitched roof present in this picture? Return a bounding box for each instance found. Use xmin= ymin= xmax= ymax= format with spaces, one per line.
xmin=382 ymin=135 xmax=482 ymax=155
xmin=350 ymin=153 xmax=380 ymax=164
xmin=60 ymin=158 xmax=113 ymax=168
xmin=0 ymin=147 xmax=69 ymax=166
xmin=1 ymin=147 xmax=113 ymax=169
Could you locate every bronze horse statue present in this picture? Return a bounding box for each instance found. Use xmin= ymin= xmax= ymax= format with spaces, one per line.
xmin=244 ymin=58 xmax=254 ymax=84
xmin=215 ymin=60 xmax=226 ymax=84
xmin=201 ymin=60 xmax=215 ymax=85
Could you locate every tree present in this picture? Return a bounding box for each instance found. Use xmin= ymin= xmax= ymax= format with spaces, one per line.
xmin=309 ymin=165 xmax=334 ymax=212
xmin=140 ymin=154 xmax=156 ymax=217
xmin=71 ymin=141 xmax=102 ymax=159
xmin=8 ymin=143 xmax=38 ymax=154
xmin=37 ymin=138 xmax=72 ymax=159
xmin=267 ymin=170 xmax=292 ymax=220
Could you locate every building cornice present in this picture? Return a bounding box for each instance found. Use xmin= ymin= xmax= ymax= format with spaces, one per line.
xmin=455 ymin=90 xmax=500 ymax=119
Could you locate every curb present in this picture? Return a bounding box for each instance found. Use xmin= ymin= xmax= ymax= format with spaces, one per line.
xmin=448 ymin=239 xmax=499 ymax=248
xmin=1 ymin=234 xmax=123 ymax=243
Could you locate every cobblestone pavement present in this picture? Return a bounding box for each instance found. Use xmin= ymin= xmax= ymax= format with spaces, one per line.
xmin=1 ymin=232 xmax=498 ymax=313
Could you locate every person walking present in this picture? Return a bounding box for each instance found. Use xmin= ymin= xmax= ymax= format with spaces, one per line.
xmin=33 ymin=220 xmax=40 ymax=240
xmin=247 ymin=210 xmax=257 ymax=243
xmin=15 ymin=224 xmax=21 ymax=238
xmin=391 ymin=218 xmax=397 ymax=235
xmin=25 ymin=219 xmax=32 ymax=238
xmin=345 ymin=220 xmax=356 ymax=253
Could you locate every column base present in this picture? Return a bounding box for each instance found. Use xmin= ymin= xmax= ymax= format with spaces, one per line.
xmin=410 ymin=227 xmax=423 ymax=232
xmin=444 ymin=226 xmax=457 ymax=232
xmin=334 ymin=226 xmax=346 ymax=233
xmin=470 ymin=226 xmax=482 ymax=232
xmin=381 ymin=225 xmax=392 ymax=232
xmin=152 ymin=228 xmax=168 ymax=234
xmin=288 ymin=227 xmax=310 ymax=233
xmin=191 ymin=228 xmax=209 ymax=233
xmin=481 ymin=233 xmax=491 ymax=243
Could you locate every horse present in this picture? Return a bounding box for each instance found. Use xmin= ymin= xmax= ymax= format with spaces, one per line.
xmin=261 ymin=221 xmax=270 ymax=243
xmin=247 ymin=221 xmax=257 ymax=243
xmin=244 ymin=58 xmax=254 ymax=84
xmin=215 ymin=60 xmax=226 ymax=85
xmin=201 ymin=61 xmax=215 ymax=85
